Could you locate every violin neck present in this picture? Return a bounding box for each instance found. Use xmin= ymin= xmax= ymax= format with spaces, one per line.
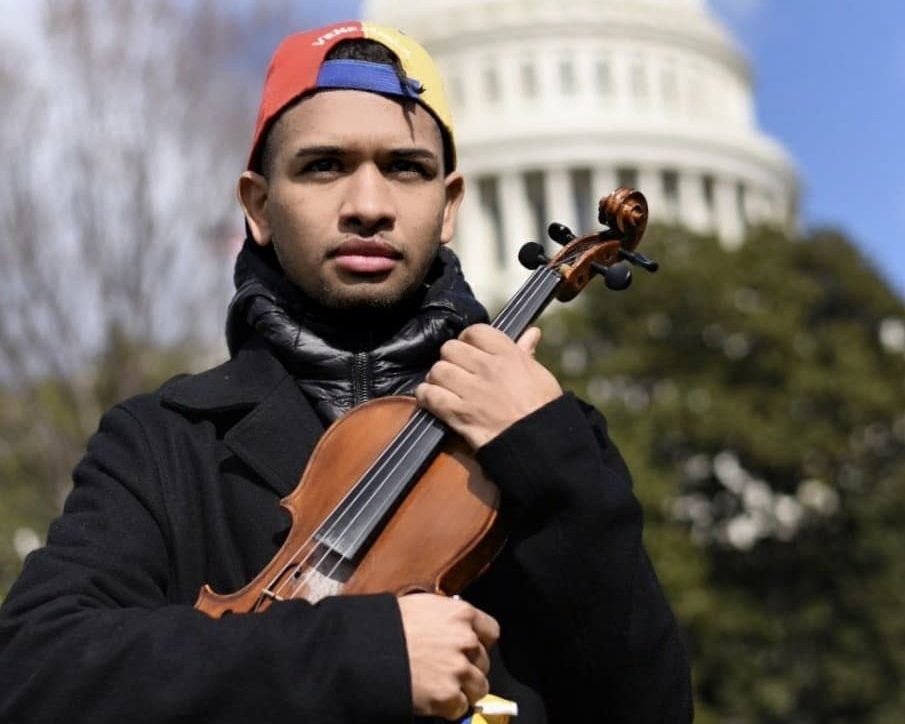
xmin=490 ymin=265 xmax=562 ymax=338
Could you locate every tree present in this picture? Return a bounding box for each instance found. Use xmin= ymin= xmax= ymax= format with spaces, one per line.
xmin=536 ymin=224 xmax=905 ymax=722
xmin=0 ymin=0 xmax=286 ymax=594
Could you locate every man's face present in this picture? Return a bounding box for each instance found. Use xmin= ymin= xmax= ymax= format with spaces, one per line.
xmin=239 ymin=89 xmax=463 ymax=311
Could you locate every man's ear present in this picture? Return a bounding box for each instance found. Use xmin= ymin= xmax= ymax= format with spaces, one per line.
xmin=440 ymin=171 xmax=465 ymax=246
xmin=237 ymin=171 xmax=272 ymax=246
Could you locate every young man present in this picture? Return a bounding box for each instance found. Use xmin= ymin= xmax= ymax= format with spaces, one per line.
xmin=0 ymin=22 xmax=692 ymax=723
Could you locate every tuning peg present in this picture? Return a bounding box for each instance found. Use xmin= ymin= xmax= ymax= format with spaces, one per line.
xmin=547 ymin=222 xmax=576 ymax=245
xmin=591 ymin=260 xmax=632 ymax=290
xmin=518 ymin=242 xmax=550 ymax=270
xmin=618 ymin=248 xmax=659 ymax=272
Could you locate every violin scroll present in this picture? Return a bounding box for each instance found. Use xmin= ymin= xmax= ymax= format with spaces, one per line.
xmin=598 ymin=186 xmax=648 ymax=252
xmin=540 ymin=186 xmax=657 ymax=302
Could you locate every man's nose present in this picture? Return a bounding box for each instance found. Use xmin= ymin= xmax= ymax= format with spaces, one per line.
xmin=339 ymin=164 xmax=395 ymax=235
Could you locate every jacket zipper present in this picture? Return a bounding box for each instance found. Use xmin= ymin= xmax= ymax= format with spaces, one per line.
xmin=352 ymin=351 xmax=371 ymax=407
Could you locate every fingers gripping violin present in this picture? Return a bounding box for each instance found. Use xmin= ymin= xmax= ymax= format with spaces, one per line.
xmin=195 ymin=187 xmax=658 ymax=616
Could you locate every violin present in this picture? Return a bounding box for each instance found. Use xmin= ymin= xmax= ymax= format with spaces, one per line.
xmin=195 ymin=187 xmax=657 ymax=616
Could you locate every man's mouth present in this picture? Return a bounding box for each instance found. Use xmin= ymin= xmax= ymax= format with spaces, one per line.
xmin=331 ymin=238 xmax=401 ymax=275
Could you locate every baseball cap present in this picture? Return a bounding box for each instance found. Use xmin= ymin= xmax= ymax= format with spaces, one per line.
xmin=248 ymin=21 xmax=456 ymax=171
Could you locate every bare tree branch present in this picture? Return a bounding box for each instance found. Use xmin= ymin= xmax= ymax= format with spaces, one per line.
xmin=0 ymin=0 xmax=291 ymax=504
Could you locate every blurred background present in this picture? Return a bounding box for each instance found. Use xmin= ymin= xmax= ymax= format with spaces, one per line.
xmin=1 ymin=1 xmax=903 ymax=721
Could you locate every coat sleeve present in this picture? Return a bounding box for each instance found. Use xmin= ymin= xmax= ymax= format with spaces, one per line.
xmin=468 ymin=393 xmax=693 ymax=723
xmin=0 ymin=403 xmax=412 ymax=724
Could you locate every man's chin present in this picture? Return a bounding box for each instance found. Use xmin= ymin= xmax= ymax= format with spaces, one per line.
xmin=316 ymin=279 xmax=421 ymax=313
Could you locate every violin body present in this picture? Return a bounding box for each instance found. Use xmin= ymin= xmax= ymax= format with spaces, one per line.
xmin=196 ymin=396 xmax=504 ymax=617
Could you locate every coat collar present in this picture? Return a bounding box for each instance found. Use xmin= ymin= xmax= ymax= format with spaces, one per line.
xmin=161 ymin=337 xmax=325 ymax=497
xmin=161 ymin=336 xmax=289 ymax=413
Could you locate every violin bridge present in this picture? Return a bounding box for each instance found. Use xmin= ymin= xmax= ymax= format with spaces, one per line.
xmin=261 ymin=588 xmax=285 ymax=602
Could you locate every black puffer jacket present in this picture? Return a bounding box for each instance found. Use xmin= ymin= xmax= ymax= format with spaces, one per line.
xmin=226 ymin=240 xmax=487 ymax=422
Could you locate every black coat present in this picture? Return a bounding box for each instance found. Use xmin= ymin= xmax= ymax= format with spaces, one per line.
xmin=0 ymin=337 xmax=691 ymax=723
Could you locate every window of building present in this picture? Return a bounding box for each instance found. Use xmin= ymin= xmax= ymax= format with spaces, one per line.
xmin=448 ymin=74 xmax=465 ymax=109
xmin=630 ymin=60 xmax=648 ymax=102
xmin=595 ymin=59 xmax=612 ymax=96
xmin=662 ymin=169 xmax=679 ymax=202
xmin=524 ymin=171 xmax=548 ymax=247
xmin=616 ymin=166 xmax=638 ymax=190
xmin=660 ymin=64 xmax=678 ymax=109
xmin=478 ymin=176 xmax=506 ymax=265
xmin=571 ymin=169 xmax=592 ymax=229
xmin=483 ymin=64 xmax=500 ymax=104
xmin=736 ymin=181 xmax=748 ymax=227
xmin=521 ymin=61 xmax=538 ymax=98
xmin=559 ymin=59 xmax=576 ymax=95
xmin=702 ymin=174 xmax=715 ymax=210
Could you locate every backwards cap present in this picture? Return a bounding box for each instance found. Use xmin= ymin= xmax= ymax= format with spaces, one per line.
xmin=248 ymin=21 xmax=456 ymax=171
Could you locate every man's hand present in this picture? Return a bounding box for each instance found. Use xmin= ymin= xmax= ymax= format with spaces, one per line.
xmin=415 ymin=324 xmax=562 ymax=449
xmin=398 ymin=594 xmax=500 ymax=720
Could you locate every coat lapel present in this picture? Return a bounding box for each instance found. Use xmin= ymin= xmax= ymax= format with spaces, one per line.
xmin=224 ymin=374 xmax=324 ymax=497
xmin=161 ymin=338 xmax=325 ymax=497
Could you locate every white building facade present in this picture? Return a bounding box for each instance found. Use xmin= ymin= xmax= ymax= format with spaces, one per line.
xmin=364 ymin=0 xmax=798 ymax=303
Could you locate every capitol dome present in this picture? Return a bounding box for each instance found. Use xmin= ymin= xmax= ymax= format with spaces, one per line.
xmin=364 ymin=0 xmax=798 ymax=302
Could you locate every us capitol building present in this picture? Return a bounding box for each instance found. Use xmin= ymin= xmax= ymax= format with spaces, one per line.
xmin=363 ymin=0 xmax=798 ymax=303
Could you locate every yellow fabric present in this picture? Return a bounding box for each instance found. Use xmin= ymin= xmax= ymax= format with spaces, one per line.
xmin=361 ymin=22 xmax=455 ymax=146
xmin=469 ymin=694 xmax=519 ymax=723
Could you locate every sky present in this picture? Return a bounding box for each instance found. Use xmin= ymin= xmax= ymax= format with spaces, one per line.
xmin=708 ymin=0 xmax=905 ymax=299
xmin=2 ymin=0 xmax=902 ymax=300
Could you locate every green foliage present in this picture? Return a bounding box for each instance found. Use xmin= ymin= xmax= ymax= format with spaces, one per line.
xmin=537 ymin=225 xmax=905 ymax=721
xmin=0 ymin=390 xmax=61 ymax=595
xmin=0 ymin=336 xmax=205 ymax=595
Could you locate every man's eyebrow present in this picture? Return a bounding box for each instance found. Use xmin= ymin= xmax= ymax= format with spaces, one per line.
xmin=291 ymin=146 xmax=438 ymax=161
xmin=293 ymin=145 xmax=345 ymax=158
xmin=389 ymin=147 xmax=439 ymax=161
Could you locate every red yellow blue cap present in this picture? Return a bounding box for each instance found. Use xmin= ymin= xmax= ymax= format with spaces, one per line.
xmin=248 ymin=21 xmax=455 ymax=170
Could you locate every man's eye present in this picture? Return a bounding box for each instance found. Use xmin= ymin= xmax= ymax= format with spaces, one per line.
xmin=390 ymin=159 xmax=429 ymax=177
xmin=303 ymin=158 xmax=341 ymax=174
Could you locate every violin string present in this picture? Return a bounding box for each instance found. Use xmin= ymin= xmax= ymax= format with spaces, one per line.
xmin=301 ymin=267 xmax=559 ymax=592
xmin=272 ymin=266 xmax=554 ymax=601
xmin=496 ymin=269 xmax=542 ymax=333
xmin=268 ymin=409 xmax=437 ymax=599
xmin=494 ymin=267 xmax=560 ymax=337
xmin=282 ymin=266 xmax=557 ymax=599
xmin=282 ymin=412 xmax=441 ymax=599
xmin=281 ymin=267 xmax=553 ymax=598
xmin=270 ymin=266 xmax=557 ymax=601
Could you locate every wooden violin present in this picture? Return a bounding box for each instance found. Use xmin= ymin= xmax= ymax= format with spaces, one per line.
xmin=195 ymin=186 xmax=656 ymax=616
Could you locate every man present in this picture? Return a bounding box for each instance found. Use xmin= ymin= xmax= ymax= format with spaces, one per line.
xmin=0 ymin=21 xmax=692 ymax=723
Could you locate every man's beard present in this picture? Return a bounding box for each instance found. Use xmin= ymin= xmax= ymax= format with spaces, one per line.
xmin=301 ymin=249 xmax=438 ymax=314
